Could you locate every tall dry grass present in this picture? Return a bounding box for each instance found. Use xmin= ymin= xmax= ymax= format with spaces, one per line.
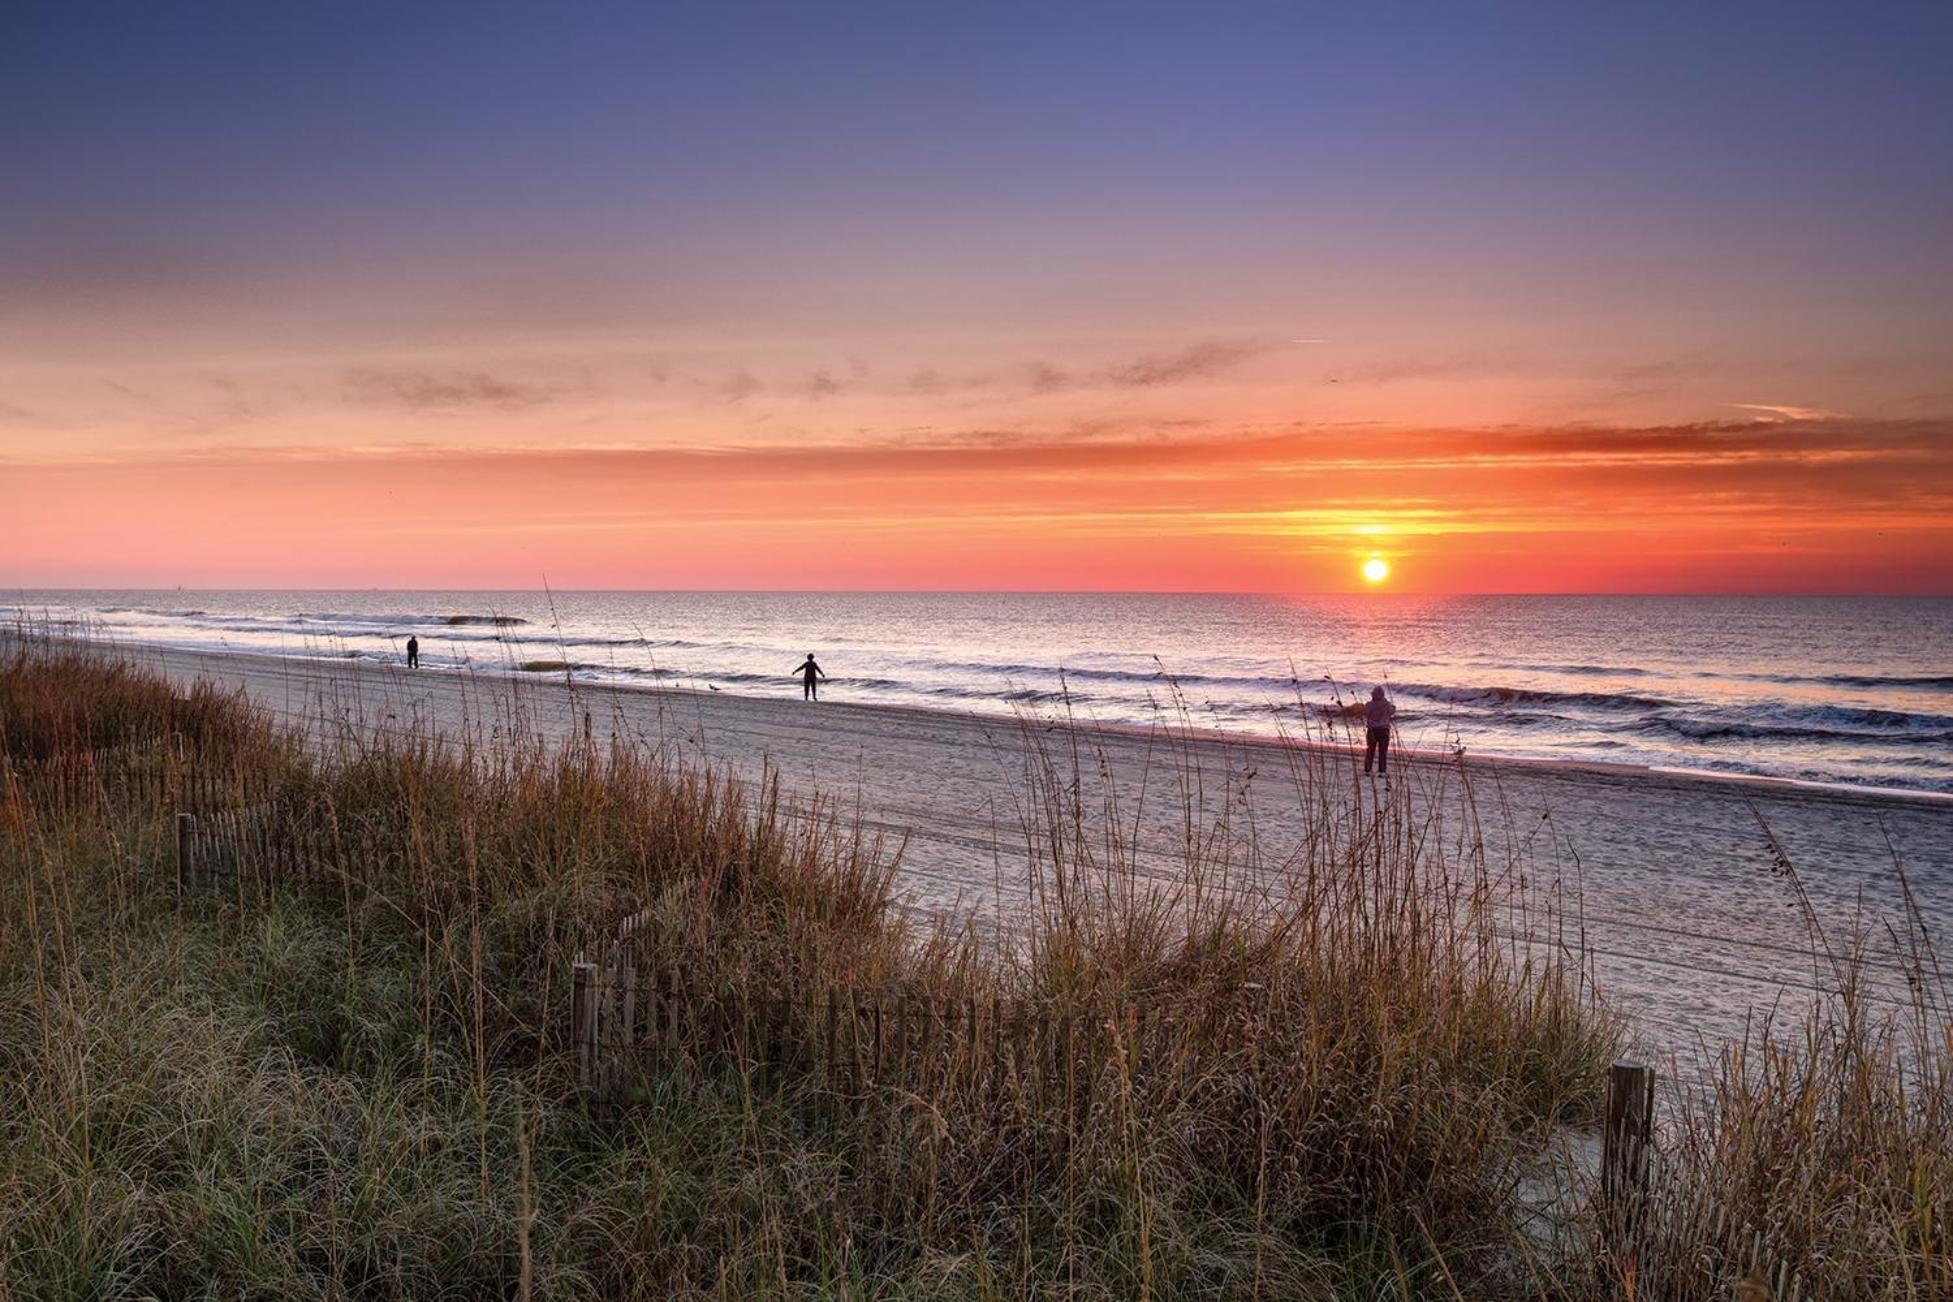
xmin=1 ymin=629 xmax=1945 ymax=1297
xmin=1590 ymin=843 xmax=1953 ymax=1299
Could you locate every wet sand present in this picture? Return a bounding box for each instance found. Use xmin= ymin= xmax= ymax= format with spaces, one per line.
xmin=125 ymin=642 xmax=1953 ymax=1057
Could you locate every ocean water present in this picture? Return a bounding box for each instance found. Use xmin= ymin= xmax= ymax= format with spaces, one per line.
xmin=8 ymin=590 xmax=1952 ymax=794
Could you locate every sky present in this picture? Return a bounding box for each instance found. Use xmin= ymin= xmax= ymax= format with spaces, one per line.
xmin=2 ymin=1 xmax=1950 ymax=593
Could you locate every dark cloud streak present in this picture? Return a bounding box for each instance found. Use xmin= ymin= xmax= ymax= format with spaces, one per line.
xmin=344 ymin=368 xmax=562 ymax=411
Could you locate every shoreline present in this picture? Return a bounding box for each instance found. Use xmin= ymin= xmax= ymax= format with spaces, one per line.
xmin=54 ymin=630 xmax=1953 ymax=810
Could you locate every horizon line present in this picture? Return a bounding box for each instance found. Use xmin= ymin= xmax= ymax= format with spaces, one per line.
xmin=7 ymin=585 xmax=1950 ymax=600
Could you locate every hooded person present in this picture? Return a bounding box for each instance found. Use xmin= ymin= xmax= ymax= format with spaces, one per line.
xmin=1363 ymin=686 xmax=1395 ymax=775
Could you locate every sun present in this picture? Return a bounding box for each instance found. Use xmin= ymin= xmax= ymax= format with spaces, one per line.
xmin=1361 ymin=556 xmax=1390 ymax=584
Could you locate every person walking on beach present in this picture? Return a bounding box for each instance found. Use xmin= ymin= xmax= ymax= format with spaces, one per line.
xmin=1363 ymin=685 xmax=1395 ymax=776
xmin=796 ymin=653 xmax=827 ymax=701
xmin=406 ymin=636 xmax=419 ymax=669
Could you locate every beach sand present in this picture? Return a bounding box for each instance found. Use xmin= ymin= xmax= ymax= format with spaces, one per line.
xmin=126 ymin=642 xmax=1953 ymax=1058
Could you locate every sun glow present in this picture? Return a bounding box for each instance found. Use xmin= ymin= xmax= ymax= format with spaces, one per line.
xmin=1361 ymin=556 xmax=1390 ymax=584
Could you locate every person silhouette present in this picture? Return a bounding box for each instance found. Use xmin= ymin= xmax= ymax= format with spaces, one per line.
xmin=1363 ymin=685 xmax=1395 ymax=776
xmin=406 ymin=636 xmax=419 ymax=669
xmin=796 ymin=653 xmax=827 ymax=701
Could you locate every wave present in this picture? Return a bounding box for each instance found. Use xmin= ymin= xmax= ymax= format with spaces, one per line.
xmin=1788 ymin=703 xmax=1950 ymax=731
xmin=904 ymin=661 xmax=1709 ymax=718
xmin=1435 ymin=658 xmax=1953 ymax=694
xmin=1808 ymin=672 xmax=1953 ymax=691
xmin=1669 ymin=668 xmax=1953 ymax=692
xmin=1629 ymin=716 xmax=1953 ymax=746
xmin=288 ymin=611 xmax=532 ymax=629
xmin=916 ymin=656 xmax=1299 ymax=693
xmin=1388 ymin=682 xmax=1682 ymax=712
xmin=558 ymin=633 xmax=655 ymax=649
xmin=1456 ymin=659 xmax=1657 ymax=679
xmin=296 ymin=611 xmax=435 ymax=627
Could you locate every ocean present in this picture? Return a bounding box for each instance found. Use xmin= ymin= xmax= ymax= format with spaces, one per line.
xmin=9 ymin=590 xmax=1951 ymax=794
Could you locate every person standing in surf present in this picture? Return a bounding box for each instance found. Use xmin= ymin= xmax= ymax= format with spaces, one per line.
xmin=406 ymin=636 xmax=419 ymax=669
xmin=795 ymin=653 xmax=827 ymax=701
xmin=1363 ymin=685 xmax=1395 ymax=776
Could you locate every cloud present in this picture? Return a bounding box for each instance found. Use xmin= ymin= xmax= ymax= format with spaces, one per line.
xmin=902 ymin=368 xmax=948 ymax=396
xmin=1012 ymin=341 xmax=1264 ymax=394
xmin=1725 ymin=403 xmax=1841 ymax=422
xmin=1026 ymin=363 xmax=1072 ymax=394
xmin=690 ymin=341 xmax=1263 ymax=404
xmin=344 ymin=368 xmax=561 ymax=411
xmin=1099 ymin=341 xmax=1263 ymax=387
xmin=718 ymin=369 xmax=764 ymax=401
xmin=23 ymin=414 xmax=1943 ymax=484
xmin=0 ymin=399 xmax=52 ymax=425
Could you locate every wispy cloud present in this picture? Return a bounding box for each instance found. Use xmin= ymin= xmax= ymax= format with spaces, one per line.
xmin=1098 ymin=341 xmax=1263 ymax=387
xmin=717 ymin=369 xmax=764 ymax=402
xmin=691 ymin=340 xmax=1265 ymax=404
xmin=344 ymin=368 xmax=562 ymax=411
xmin=18 ymin=415 xmax=1943 ymax=486
xmin=0 ymin=399 xmax=53 ymax=425
xmin=1726 ymin=402 xmax=1841 ymax=422
xmin=1017 ymin=341 xmax=1266 ymax=394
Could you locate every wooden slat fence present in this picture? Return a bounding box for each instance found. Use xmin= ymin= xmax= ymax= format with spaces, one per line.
xmin=173 ymin=799 xmax=349 ymax=898
xmin=1 ymin=735 xmax=289 ymax=825
xmin=571 ymin=917 xmax=1252 ymax=1132
xmin=573 ymin=954 xmax=1159 ymax=1120
xmin=1 ymin=736 xmax=181 ymax=821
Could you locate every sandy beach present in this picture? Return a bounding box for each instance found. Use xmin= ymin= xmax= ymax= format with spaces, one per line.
xmin=124 ymin=640 xmax=1953 ymax=1058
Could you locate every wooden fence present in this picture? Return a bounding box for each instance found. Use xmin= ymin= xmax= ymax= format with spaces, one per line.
xmin=173 ymin=802 xmax=346 ymax=896
xmin=0 ymin=735 xmax=282 ymax=824
xmin=1 ymin=738 xmax=178 ymax=819
xmin=569 ymin=944 xmax=1169 ymax=1123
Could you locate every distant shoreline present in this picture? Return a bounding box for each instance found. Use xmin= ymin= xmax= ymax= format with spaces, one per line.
xmin=10 ymin=586 xmax=1953 ymax=598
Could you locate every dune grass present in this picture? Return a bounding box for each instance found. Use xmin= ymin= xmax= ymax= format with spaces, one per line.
xmin=1 ymin=632 xmax=1945 ymax=1298
xmin=1596 ymin=856 xmax=1953 ymax=1299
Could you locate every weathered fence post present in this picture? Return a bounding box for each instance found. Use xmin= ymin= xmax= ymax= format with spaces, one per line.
xmin=175 ymin=811 xmax=193 ymax=893
xmin=571 ymin=961 xmax=597 ymax=1096
xmin=1603 ymin=1059 xmax=1654 ymax=1210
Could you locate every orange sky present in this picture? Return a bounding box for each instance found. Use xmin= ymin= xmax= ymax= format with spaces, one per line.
xmin=6 ymin=403 xmax=1948 ymax=592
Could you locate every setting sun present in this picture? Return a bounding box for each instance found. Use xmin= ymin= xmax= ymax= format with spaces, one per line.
xmin=1361 ymin=557 xmax=1391 ymax=584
